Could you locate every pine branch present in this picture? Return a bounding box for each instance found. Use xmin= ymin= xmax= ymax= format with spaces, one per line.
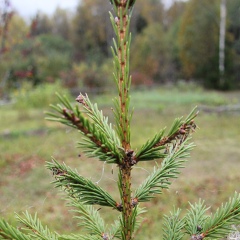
xmin=184 ymin=200 xmax=209 ymax=236
xmin=109 ymin=1 xmax=133 ymax=149
xmin=167 ymin=107 xmax=198 ymax=137
xmin=109 ymin=220 xmax=122 ymax=239
xmin=0 ymin=218 xmax=31 ymax=240
xmin=15 ymin=211 xmax=59 ymax=240
xmin=77 ymin=94 xmax=121 ymax=147
xmin=201 ymin=192 xmax=240 ymax=239
xmin=162 ymin=208 xmax=185 ymax=240
xmin=134 ymin=141 xmax=195 ymax=202
xmin=46 ymin=94 xmax=122 ymax=164
xmin=76 ymin=94 xmax=123 ymax=164
xmin=134 ymin=129 xmax=166 ymax=161
xmin=68 ymin=197 xmax=106 ymax=237
xmin=47 ymin=159 xmax=118 ymax=210
xmin=78 ymin=136 xmax=120 ymax=164
xmin=59 ymin=234 xmax=102 ymax=240
xmin=135 ymin=108 xmax=198 ymax=162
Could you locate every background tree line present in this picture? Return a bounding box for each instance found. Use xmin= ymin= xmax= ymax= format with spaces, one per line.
xmin=0 ymin=0 xmax=240 ymax=98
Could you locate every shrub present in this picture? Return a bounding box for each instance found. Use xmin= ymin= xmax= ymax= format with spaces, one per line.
xmin=11 ymin=81 xmax=71 ymax=109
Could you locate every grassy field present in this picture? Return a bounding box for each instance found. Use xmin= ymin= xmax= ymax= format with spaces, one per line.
xmin=1 ymin=86 xmax=240 ymax=239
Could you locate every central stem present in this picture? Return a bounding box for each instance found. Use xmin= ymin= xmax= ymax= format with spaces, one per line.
xmin=116 ymin=1 xmax=133 ymax=239
xmin=118 ymin=6 xmax=130 ymax=150
xmin=120 ymin=162 xmax=132 ymax=240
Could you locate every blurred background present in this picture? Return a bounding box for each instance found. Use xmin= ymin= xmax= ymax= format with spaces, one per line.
xmin=0 ymin=0 xmax=240 ymax=97
xmin=0 ymin=0 xmax=240 ymax=239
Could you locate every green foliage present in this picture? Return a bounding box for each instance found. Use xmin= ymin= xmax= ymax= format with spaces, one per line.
xmin=12 ymin=82 xmax=71 ymax=109
xmin=109 ymin=8 xmax=132 ymax=147
xmin=0 ymin=218 xmax=31 ymax=240
xmin=163 ymin=209 xmax=185 ymax=240
xmin=46 ymin=93 xmax=123 ymax=164
xmin=131 ymin=23 xmax=171 ymax=82
xmin=35 ymin=34 xmax=73 ymax=81
xmin=177 ymin=0 xmax=240 ymax=89
xmin=1 ymin=0 xmax=240 ymax=93
xmin=71 ymin=0 xmax=112 ymax=60
xmin=184 ymin=200 xmax=210 ymax=235
xmin=178 ymin=0 xmax=219 ymax=83
xmin=73 ymin=60 xmax=114 ymax=90
xmin=83 ymin=94 xmax=121 ymax=147
xmin=227 ymin=0 xmax=240 ymax=89
xmin=46 ymin=159 xmax=117 ymax=209
xmin=135 ymin=130 xmax=165 ymax=161
xmin=1 ymin=31 xmax=74 ymax=98
xmin=37 ymin=34 xmax=73 ymax=54
xmin=15 ymin=211 xmax=59 ymax=240
xmin=203 ymin=192 xmax=240 ymax=239
xmin=162 ymin=194 xmax=240 ymax=240
xmin=135 ymin=141 xmax=195 ymax=202
xmin=60 ymin=234 xmax=102 ymax=240
xmin=69 ymin=198 xmax=106 ymax=236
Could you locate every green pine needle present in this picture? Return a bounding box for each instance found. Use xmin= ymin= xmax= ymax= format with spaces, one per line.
xmin=135 ymin=108 xmax=197 ymax=162
xmin=81 ymin=94 xmax=121 ymax=148
xmin=202 ymin=192 xmax=240 ymax=239
xmin=68 ymin=198 xmax=105 ymax=237
xmin=15 ymin=211 xmax=59 ymax=240
xmin=109 ymin=220 xmax=122 ymax=239
xmin=168 ymin=107 xmax=198 ymax=136
xmin=163 ymin=208 xmax=185 ymax=240
xmin=135 ymin=141 xmax=195 ymax=202
xmin=46 ymin=94 xmax=122 ymax=164
xmin=135 ymin=129 xmax=166 ymax=161
xmin=184 ymin=200 xmax=210 ymax=235
xmin=59 ymin=234 xmax=102 ymax=240
xmin=46 ymin=159 xmax=117 ymax=210
xmin=0 ymin=218 xmax=31 ymax=240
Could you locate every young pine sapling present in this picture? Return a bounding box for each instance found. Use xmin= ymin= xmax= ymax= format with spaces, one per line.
xmin=1 ymin=1 xmax=240 ymax=240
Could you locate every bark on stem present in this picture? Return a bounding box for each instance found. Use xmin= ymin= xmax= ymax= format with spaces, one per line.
xmin=116 ymin=1 xmax=132 ymax=239
xmin=117 ymin=3 xmax=130 ymax=150
xmin=120 ymin=162 xmax=133 ymax=240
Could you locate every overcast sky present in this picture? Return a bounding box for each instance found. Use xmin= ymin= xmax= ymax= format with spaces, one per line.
xmin=9 ymin=0 xmax=177 ymax=19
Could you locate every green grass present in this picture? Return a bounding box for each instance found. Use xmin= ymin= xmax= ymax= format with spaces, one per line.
xmin=0 ymin=87 xmax=240 ymax=239
xmin=94 ymin=86 xmax=230 ymax=110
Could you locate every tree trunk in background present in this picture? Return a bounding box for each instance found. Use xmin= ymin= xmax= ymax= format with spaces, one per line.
xmin=219 ymin=0 xmax=226 ymax=86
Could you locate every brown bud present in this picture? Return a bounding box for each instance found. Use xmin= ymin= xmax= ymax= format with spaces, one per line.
xmin=179 ymin=128 xmax=186 ymax=134
xmin=197 ymin=225 xmax=202 ymax=231
xmin=126 ymin=149 xmax=134 ymax=157
xmin=116 ymin=202 xmax=123 ymax=212
xmin=132 ymin=197 xmax=138 ymax=207
xmin=52 ymin=167 xmax=66 ymax=176
xmin=110 ymin=0 xmax=135 ymax=8
xmin=76 ymin=94 xmax=85 ymax=104
xmin=130 ymin=159 xmax=137 ymax=165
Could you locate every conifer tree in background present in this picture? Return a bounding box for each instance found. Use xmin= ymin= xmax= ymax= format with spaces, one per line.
xmin=1 ymin=0 xmax=240 ymax=239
